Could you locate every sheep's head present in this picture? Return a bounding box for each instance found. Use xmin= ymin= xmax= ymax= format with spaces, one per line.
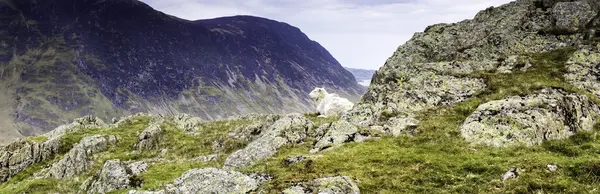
xmin=309 ymin=87 xmax=328 ymax=103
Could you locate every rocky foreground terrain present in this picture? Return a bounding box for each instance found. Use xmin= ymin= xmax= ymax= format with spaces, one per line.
xmin=3 ymin=0 xmax=600 ymax=193
xmin=0 ymin=0 xmax=363 ymax=143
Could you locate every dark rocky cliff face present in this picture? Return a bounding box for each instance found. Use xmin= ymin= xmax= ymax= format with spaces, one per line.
xmin=0 ymin=0 xmax=362 ymax=141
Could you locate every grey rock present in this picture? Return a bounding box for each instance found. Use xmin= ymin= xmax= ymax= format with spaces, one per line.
xmin=283 ymin=155 xmax=323 ymax=165
xmin=44 ymin=116 xmax=107 ymax=140
xmin=47 ymin=135 xmax=116 ymax=179
xmin=565 ymin=47 xmax=600 ymax=98
xmin=461 ymin=89 xmax=600 ymax=147
xmin=130 ymin=168 xmax=264 ymax=194
xmin=228 ymin=114 xmax=281 ymax=142
xmin=345 ymin=0 xmax=591 ymax=127
xmin=383 ymin=117 xmax=420 ymax=137
xmin=313 ymin=120 xmax=359 ymax=152
xmin=224 ymin=114 xmax=314 ymax=169
xmin=283 ymin=176 xmax=360 ymax=194
xmin=0 ymin=137 xmax=60 ymax=183
xmin=172 ymin=114 xmax=204 ymax=136
xmin=552 ymin=1 xmax=597 ymax=33
xmin=501 ymin=168 xmax=519 ymax=181
xmin=85 ymin=159 xmax=147 ymax=194
xmin=547 ymin=164 xmax=558 ymax=171
xmin=135 ymin=124 xmax=163 ymax=151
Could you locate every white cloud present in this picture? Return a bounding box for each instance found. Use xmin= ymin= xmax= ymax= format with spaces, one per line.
xmin=140 ymin=0 xmax=513 ymax=70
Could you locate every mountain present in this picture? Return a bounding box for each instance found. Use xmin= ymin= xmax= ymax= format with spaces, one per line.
xmin=0 ymin=0 xmax=363 ymax=143
xmin=344 ymin=67 xmax=376 ymax=86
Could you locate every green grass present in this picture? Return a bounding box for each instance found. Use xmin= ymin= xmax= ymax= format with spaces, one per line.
xmin=245 ymin=48 xmax=600 ymax=193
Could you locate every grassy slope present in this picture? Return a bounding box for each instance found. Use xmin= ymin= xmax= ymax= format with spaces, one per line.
xmin=1 ymin=48 xmax=600 ymax=193
xmin=245 ymin=48 xmax=600 ymax=193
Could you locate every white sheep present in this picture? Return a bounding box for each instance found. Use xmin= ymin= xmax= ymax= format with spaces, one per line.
xmin=309 ymin=87 xmax=354 ymax=117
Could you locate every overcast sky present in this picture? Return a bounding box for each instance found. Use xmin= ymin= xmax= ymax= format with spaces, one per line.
xmin=139 ymin=0 xmax=513 ymax=70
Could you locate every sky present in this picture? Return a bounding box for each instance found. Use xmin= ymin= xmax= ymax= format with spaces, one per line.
xmin=139 ymin=0 xmax=513 ymax=70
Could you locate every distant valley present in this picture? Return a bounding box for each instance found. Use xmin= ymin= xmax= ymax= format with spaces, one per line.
xmin=344 ymin=67 xmax=376 ymax=86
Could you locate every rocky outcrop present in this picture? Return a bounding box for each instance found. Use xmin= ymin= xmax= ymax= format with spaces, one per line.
xmin=0 ymin=115 xmax=107 ymax=183
xmin=135 ymin=124 xmax=163 ymax=151
xmin=565 ymin=47 xmax=600 ymax=98
xmin=283 ymin=176 xmax=360 ymax=194
xmin=228 ymin=114 xmax=282 ymax=142
xmin=47 ymin=135 xmax=117 ymax=179
xmin=461 ymin=89 xmax=600 ymax=147
xmin=312 ymin=121 xmax=359 ymax=152
xmin=44 ymin=116 xmax=107 ymax=140
xmin=172 ymin=114 xmax=204 ymax=136
xmin=81 ymin=159 xmax=148 ymax=194
xmin=345 ymin=0 xmax=600 ymax=127
xmin=0 ymin=137 xmax=60 ymax=183
xmin=551 ymin=1 xmax=597 ymax=33
xmin=224 ymin=114 xmax=315 ymax=169
xmin=129 ymin=168 xmax=266 ymax=194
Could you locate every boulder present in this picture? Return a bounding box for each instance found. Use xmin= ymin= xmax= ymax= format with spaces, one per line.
xmin=312 ymin=120 xmax=359 ymax=152
xmin=0 ymin=137 xmax=60 ymax=183
xmin=283 ymin=176 xmax=360 ymax=194
xmin=461 ymin=89 xmax=600 ymax=147
xmin=172 ymin=114 xmax=204 ymax=135
xmin=129 ymin=168 xmax=265 ymax=194
xmin=44 ymin=116 xmax=107 ymax=139
xmin=82 ymin=159 xmax=148 ymax=194
xmin=135 ymin=124 xmax=163 ymax=151
xmin=565 ymin=48 xmax=600 ymax=98
xmin=552 ymin=1 xmax=597 ymax=33
xmin=47 ymin=135 xmax=117 ymax=179
xmin=224 ymin=114 xmax=314 ymax=169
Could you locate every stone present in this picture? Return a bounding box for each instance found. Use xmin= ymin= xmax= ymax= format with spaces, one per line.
xmin=461 ymin=89 xmax=600 ymax=147
xmin=44 ymin=116 xmax=107 ymax=140
xmin=129 ymin=168 xmax=265 ymax=194
xmin=47 ymin=135 xmax=116 ymax=179
xmin=497 ymin=55 xmax=533 ymax=73
xmin=552 ymin=1 xmax=597 ymax=33
xmin=0 ymin=137 xmax=60 ymax=183
xmin=383 ymin=117 xmax=420 ymax=137
xmin=283 ymin=176 xmax=360 ymax=194
xmin=312 ymin=120 xmax=359 ymax=152
xmin=83 ymin=159 xmax=148 ymax=194
xmin=224 ymin=114 xmax=314 ymax=169
xmin=565 ymin=48 xmax=600 ymax=98
xmin=172 ymin=114 xmax=204 ymax=136
xmin=501 ymin=168 xmax=520 ymax=181
xmin=547 ymin=164 xmax=558 ymax=171
xmin=135 ymin=124 xmax=163 ymax=151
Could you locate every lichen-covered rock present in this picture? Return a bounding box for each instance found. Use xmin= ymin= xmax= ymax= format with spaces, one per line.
xmin=565 ymin=47 xmax=600 ymax=98
xmin=47 ymin=135 xmax=116 ymax=179
xmin=551 ymin=1 xmax=597 ymax=33
xmin=0 ymin=137 xmax=61 ymax=183
xmin=346 ymin=0 xmax=593 ymax=127
xmin=135 ymin=124 xmax=163 ymax=151
xmin=44 ymin=116 xmax=107 ymax=139
xmin=224 ymin=114 xmax=314 ymax=169
xmin=461 ymin=89 xmax=600 ymax=147
xmin=129 ymin=168 xmax=264 ymax=194
xmin=283 ymin=176 xmax=360 ymax=194
xmin=110 ymin=113 xmax=153 ymax=129
xmin=312 ymin=120 xmax=359 ymax=152
xmin=172 ymin=114 xmax=204 ymax=135
xmin=82 ymin=159 xmax=147 ymax=194
xmin=382 ymin=117 xmax=420 ymax=137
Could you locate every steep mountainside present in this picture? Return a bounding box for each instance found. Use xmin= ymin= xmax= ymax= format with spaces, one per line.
xmin=0 ymin=0 xmax=363 ymax=143
xmin=4 ymin=0 xmax=600 ymax=193
xmin=344 ymin=67 xmax=376 ymax=86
